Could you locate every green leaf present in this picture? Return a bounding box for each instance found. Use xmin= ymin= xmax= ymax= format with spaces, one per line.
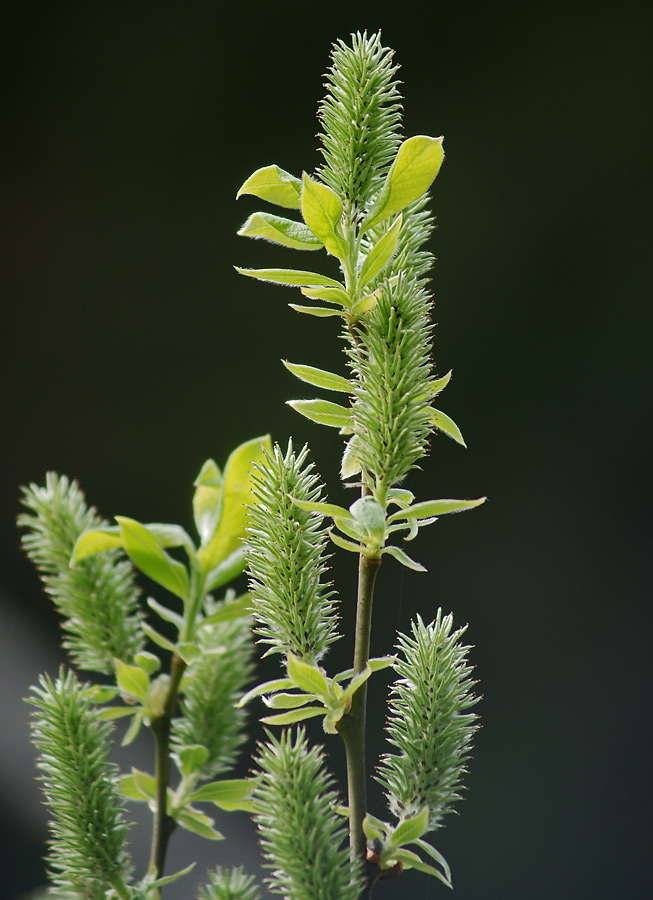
xmin=263 ymin=692 xmax=314 ymax=709
xmin=147 ymin=596 xmax=184 ymax=629
xmin=131 ymin=767 xmax=157 ymax=801
xmin=358 ymin=215 xmax=402 ymax=289
xmin=387 ymin=496 xmax=487 ymax=523
xmin=176 ymin=808 xmax=224 ymax=840
xmin=238 ymin=677 xmax=294 ymax=708
xmin=283 ymin=360 xmax=351 ymax=393
xmin=146 ymin=523 xmax=196 ymax=556
xmin=121 ymin=710 xmax=144 ymax=746
xmin=177 ymin=744 xmax=209 ymax=778
xmin=368 ymin=655 xmax=397 ymax=671
xmin=430 ymin=408 xmax=467 ymax=447
xmin=364 ymin=135 xmax=445 ymax=230
xmin=300 ymin=285 xmax=351 ymax=306
xmin=388 ymin=807 xmax=429 ymax=848
xmin=287 ymin=398 xmax=352 ymax=428
xmin=119 ymin=773 xmax=150 ymax=801
xmin=382 ymin=545 xmax=427 ymax=572
xmin=116 ymin=516 xmax=190 ymax=602
xmin=70 ymin=527 xmax=122 ymax=564
xmin=349 ymin=496 xmax=386 ymax=537
xmin=289 ymin=497 xmax=352 ymax=519
xmin=414 ymin=839 xmax=452 ymax=883
xmin=329 ymin=531 xmax=364 ymax=554
xmin=385 ymin=848 xmax=451 ymax=886
xmin=204 ymin=546 xmax=247 ymax=592
xmin=141 ymin=622 xmax=176 ymax=653
xmin=189 ymin=779 xmax=252 ymax=807
xmin=350 ymin=287 xmax=382 ymax=316
xmin=97 ymin=705 xmax=138 ymax=721
xmin=199 ymin=594 xmax=250 ymax=627
xmin=134 ymin=651 xmax=160 ymax=675
xmin=176 ymin=642 xmax=201 ymax=665
xmin=197 ymin=435 xmax=272 ymax=574
xmin=237 ymin=164 xmax=302 ymax=208
xmin=341 ymin=666 xmax=372 ymax=701
xmin=301 ymin=173 xmax=346 ymax=257
xmin=147 ymin=862 xmax=196 ymax=889
xmin=238 ymin=212 xmax=323 ymax=250
xmin=115 ymin=659 xmax=149 ymax=702
xmin=289 ymin=303 xmax=343 ymax=318
xmin=260 ymin=707 xmax=325 ymax=726
xmin=287 ymin=653 xmax=330 ymax=698
xmin=192 ymin=458 xmax=223 ymax=547
xmin=235 ymin=267 xmax=343 ymax=288
xmin=428 ymin=370 xmax=452 ymax=397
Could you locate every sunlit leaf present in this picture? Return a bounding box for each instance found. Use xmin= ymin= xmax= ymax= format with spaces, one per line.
xmin=235 ymin=267 xmax=343 ymax=288
xmin=236 ymin=164 xmax=302 ymax=208
xmin=239 ymin=212 xmax=322 ymax=250
xmin=358 ymin=215 xmax=402 ymax=289
xmin=430 ymin=408 xmax=467 ymax=447
xmin=283 ymin=360 xmax=351 ymax=393
xmin=116 ymin=516 xmax=190 ymax=601
xmin=287 ymin=398 xmax=352 ymax=428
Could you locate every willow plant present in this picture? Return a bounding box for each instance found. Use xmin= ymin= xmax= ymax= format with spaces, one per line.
xmin=20 ymin=31 xmax=484 ymax=900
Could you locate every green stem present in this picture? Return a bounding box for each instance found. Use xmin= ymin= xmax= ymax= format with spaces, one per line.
xmin=338 ymin=550 xmax=381 ymax=881
xmin=148 ymin=654 xmax=186 ymax=877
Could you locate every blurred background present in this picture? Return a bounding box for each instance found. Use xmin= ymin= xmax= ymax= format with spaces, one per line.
xmin=1 ymin=1 xmax=651 ymax=898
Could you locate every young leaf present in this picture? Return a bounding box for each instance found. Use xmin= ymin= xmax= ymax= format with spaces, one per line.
xmin=70 ymin=527 xmax=122 ymax=563
xmin=263 ymin=692 xmax=314 ymax=709
xmin=116 ymin=516 xmax=190 ymax=602
xmin=287 ymin=653 xmax=330 ymax=698
xmin=115 ymin=658 xmax=150 ymax=702
xmin=238 ymin=677 xmax=294 ymax=708
xmin=199 ymin=592 xmax=250 ymax=626
xmin=363 ymin=135 xmax=445 ymax=230
xmin=147 ymin=596 xmax=184 ymax=629
xmin=289 ymin=303 xmax=343 ymax=318
xmin=382 ymin=545 xmax=427 ymax=572
xmin=357 ymin=215 xmax=402 ymax=289
xmin=301 ymin=173 xmax=346 ymax=257
xmin=428 ymin=369 xmax=453 ymax=396
xmin=237 ymin=164 xmax=302 ymax=208
xmin=289 ymin=497 xmax=352 ymax=519
xmin=387 ymin=496 xmax=486 ymax=523
xmin=388 ymin=806 xmax=429 ymax=848
xmin=189 ymin=779 xmax=252 ymax=807
xmin=260 ymin=707 xmax=325 ymax=726
xmin=176 ymin=808 xmax=224 ymax=840
xmin=141 ymin=622 xmax=176 ymax=653
xmin=430 ymin=408 xmax=467 ymax=447
xmin=177 ymin=744 xmax=209 ymax=778
xmin=283 ymin=360 xmax=351 ymax=393
xmin=197 ymin=435 xmax=272 ymax=574
xmin=238 ymin=212 xmax=322 ymax=251
xmin=204 ymin=546 xmax=247 ymax=592
xmin=385 ymin=848 xmax=451 ymax=887
xmin=287 ymin=398 xmax=352 ymax=429
xmin=193 ymin=458 xmax=223 ymax=547
xmin=131 ymin=767 xmax=157 ymax=801
xmin=329 ymin=531 xmax=364 ymax=554
xmin=235 ymin=267 xmax=343 ymax=288
xmin=300 ymin=284 xmax=351 ymax=306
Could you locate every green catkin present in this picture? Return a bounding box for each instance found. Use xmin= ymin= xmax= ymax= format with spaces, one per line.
xmin=318 ymin=31 xmax=402 ymax=223
xmin=28 ymin=668 xmax=132 ymax=899
xmin=252 ymin=729 xmax=362 ymax=900
xmin=172 ymin=598 xmax=254 ymax=778
xmin=246 ymin=442 xmax=339 ymax=663
xmin=198 ymin=866 xmax=261 ymax=900
xmin=19 ymin=472 xmax=145 ymax=673
xmin=376 ymin=612 xmax=480 ymax=831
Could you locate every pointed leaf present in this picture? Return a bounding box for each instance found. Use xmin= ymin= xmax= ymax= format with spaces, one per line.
xmin=236 ymin=164 xmax=301 ymax=208
xmin=364 ymin=135 xmax=445 ymax=230
xmin=368 ymin=655 xmax=397 ymax=671
xmin=235 ymin=267 xmax=343 ymax=288
xmin=115 ymin=658 xmax=150 ymax=701
xmin=387 ymin=497 xmax=487 ymax=523
xmin=176 ymin=642 xmax=201 ymax=665
xmin=192 ymin=458 xmax=223 ymax=547
xmin=260 ymin=706 xmax=325 ymax=726
xmin=70 ymin=527 xmax=122 ymax=564
xmin=430 ymin=408 xmax=467 ymax=447
xmin=177 ymin=745 xmax=209 ymax=778
xmin=388 ymin=807 xmax=429 ymax=849
xmin=204 ymin=546 xmax=247 ymax=592
xmin=289 ymin=303 xmax=343 ymax=318
xmin=300 ymin=285 xmax=351 ymax=306
xmin=116 ymin=516 xmax=190 ymax=601
xmin=385 ymin=849 xmax=451 ymax=886
xmin=239 ymin=212 xmax=322 ymax=250
xmin=189 ymin=779 xmax=252 ymax=806
xmin=329 ymin=531 xmax=364 ymax=554
xmin=428 ymin=370 xmax=453 ymax=397
xmin=147 ymin=596 xmax=184 ymax=629
xmin=122 ymin=710 xmax=144 ymax=746
xmin=97 ymin=705 xmax=138 ymax=721
xmin=301 ymin=172 xmax=346 ymax=257
xmin=263 ymin=692 xmax=314 ymax=709
xmin=341 ymin=666 xmax=372 ymax=701
xmin=119 ymin=773 xmax=151 ymax=801
xmin=131 ymin=768 xmax=157 ymax=801
xmin=287 ymin=653 xmax=330 ymax=698
xmin=145 ymin=523 xmax=196 ymax=555
xmin=283 ymin=360 xmax=351 ymax=393
xmin=382 ymin=545 xmax=427 ymax=572
xmin=148 ymin=863 xmax=196 ymax=889
xmin=141 ymin=622 xmax=176 ymax=653
xmin=238 ymin=677 xmax=294 ymax=708
xmin=176 ymin=808 xmax=224 ymax=840
xmin=197 ymin=435 xmax=272 ymax=573
xmin=350 ymin=287 xmax=382 ymax=316
xmin=199 ymin=594 xmax=250 ymax=627
xmin=289 ymin=497 xmax=352 ymax=519
xmin=358 ymin=215 xmax=402 ymax=289
xmin=287 ymin=398 xmax=352 ymax=428
xmin=415 ymin=839 xmax=452 ymax=883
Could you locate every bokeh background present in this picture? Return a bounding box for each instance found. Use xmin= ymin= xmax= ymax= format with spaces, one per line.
xmin=2 ymin=2 xmax=651 ymax=898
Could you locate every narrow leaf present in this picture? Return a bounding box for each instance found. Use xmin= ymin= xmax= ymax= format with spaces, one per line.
xmin=415 ymin=839 xmax=452 ymax=883
xmin=386 ymin=848 xmax=451 ymax=886
xmin=287 ymin=653 xmax=330 ymax=698
xmin=430 ymin=408 xmax=467 ymax=447
xmin=260 ymin=707 xmax=325 ymax=726
xmin=70 ymin=528 xmax=121 ymax=564
xmin=263 ymin=692 xmax=314 ymax=709
xmin=329 ymin=531 xmax=364 ymax=554
xmin=428 ymin=370 xmax=453 ymax=396
xmin=131 ymin=767 xmax=157 ymax=801
xmin=190 ymin=779 xmax=252 ymax=805
xmin=238 ymin=212 xmax=322 ymax=250
xmin=176 ymin=808 xmax=224 ymax=840
xmin=289 ymin=304 xmax=343 ymax=318
xmin=199 ymin=594 xmax=250 ymax=627
xmin=148 ymin=862 xmax=196 ymax=889
xmin=358 ymin=215 xmax=402 ymax=289
xmin=141 ymin=622 xmax=176 ymax=653
xmin=235 ymin=267 xmax=343 ymax=288
xmin=289 ymin=497 xmax=352 ymax=519
xmin=238 ymin=677 xmax=294 ymax=708
xmin=116 ymin=516 xmax=190 ymax=601
xmin=382 ymin=545 xmax=427 ymax=572
xmin=192 ymin=458 xmax=223 ymax=547
xmin=301 ymin=172 xmax=346 ymax=257
xmin=283 ymin=360 xmax=351 ymax=393
xmin=368 ymin=655 xmax=397 ymax=671
xmin=387 ymin=497 xmax=487 ymax=523
xmin=388 ymin=807 xmax=429 ymax=848
xmin=300 ymin=285 xmax=351 ymax=306
xmin=147 ymin=596 xmax=184 ymax=629
xmin=236 ymin=164 xmax=302 ymax=208
xmin=204 ymin=546 xmax=247 ymax=592
xmin=287 ymin=398 xmax=352 ymax=428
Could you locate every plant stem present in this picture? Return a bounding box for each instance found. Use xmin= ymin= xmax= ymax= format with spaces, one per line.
xmin=148 ymin=654 xmax=186 ymax=877
xmin=338 ymin=550 xmax=381 ymax=877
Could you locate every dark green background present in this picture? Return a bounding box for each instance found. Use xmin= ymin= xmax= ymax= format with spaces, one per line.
xmin=2 ymin=2 xmax=651 ymax=898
